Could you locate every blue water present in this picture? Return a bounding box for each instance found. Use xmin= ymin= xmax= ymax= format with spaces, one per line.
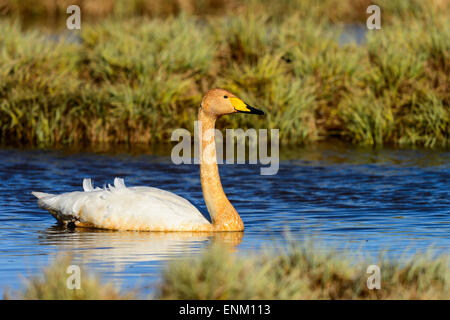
xmin=0 ymin=144 xmax=448 ymax=294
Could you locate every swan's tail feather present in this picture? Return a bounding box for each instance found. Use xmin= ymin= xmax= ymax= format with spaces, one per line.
xmin=31 ymin=178 xmax=128 ymax=225
xmin=31 ymin=191 xmax=52 ymax=199
xmin=31 ymin=191 xmax=75 ymax=224
xmin=31 ymin=191 xmax=56 ymax=209
xmin=31 ymin=191 xmax=64 ymax=224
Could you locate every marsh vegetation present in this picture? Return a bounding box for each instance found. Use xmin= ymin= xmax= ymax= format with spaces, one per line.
xmin=0 ymin=0 xmax=448 ymax=148
xmin=5 ymin=244 xmax=449 ymax=300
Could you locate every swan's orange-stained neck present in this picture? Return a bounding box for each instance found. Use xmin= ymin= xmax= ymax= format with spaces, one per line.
xmin=198 ymin=108 xmax=244 ymax=231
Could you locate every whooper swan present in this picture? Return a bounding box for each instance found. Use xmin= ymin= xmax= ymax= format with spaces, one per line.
xmin=31 ymin=89 xmax=264 ymax=232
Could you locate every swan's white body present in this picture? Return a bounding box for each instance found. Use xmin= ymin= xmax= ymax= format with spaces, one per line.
xmin=32 ymin=178 xmax=211 ymax=231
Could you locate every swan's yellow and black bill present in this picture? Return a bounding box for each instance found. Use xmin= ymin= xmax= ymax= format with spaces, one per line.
xmin=230 ymin=97 xmax=264 ymax=115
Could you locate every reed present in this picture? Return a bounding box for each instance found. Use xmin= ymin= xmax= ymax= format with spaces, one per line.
xmin=0 ymin=1 xmax=448 ymax=148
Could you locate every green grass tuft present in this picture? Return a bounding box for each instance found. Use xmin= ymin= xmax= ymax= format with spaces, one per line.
xmin=4 ymin=255 xmax=134 ymax=300
xmin=159 ymin=244 xmax=450 ymax=299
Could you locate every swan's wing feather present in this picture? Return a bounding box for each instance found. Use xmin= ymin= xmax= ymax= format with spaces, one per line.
xmin=130 ymin=186 xmax=196 ymax=209
xmin=114 ymin=177 xmax=126 ymax=189
xmin=82 ymin=178 xmax=94 ymax=192
xmin=32 ymin=178 xmax=210 ymax=230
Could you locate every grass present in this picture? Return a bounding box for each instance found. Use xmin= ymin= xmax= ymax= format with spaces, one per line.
xmin=3 ymin=255 xmax=134 ymax=299
xmin=160 ymin=245 xmax=449 ymax=299
xmin=4 ymin=244 xmax=449 ymax=300
xmin=0 ymin=0 xmax=448 ymax=148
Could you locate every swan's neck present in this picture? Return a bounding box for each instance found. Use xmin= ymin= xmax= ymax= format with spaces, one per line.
xmin=198 ymin=109 xmax=244 ymax=231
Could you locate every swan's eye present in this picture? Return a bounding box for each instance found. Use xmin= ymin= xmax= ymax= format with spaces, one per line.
xmin=224 ymin=95 xmax=228 ymax=99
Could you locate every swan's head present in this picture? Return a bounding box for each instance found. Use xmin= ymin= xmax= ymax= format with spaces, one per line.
xmin=201 ymin=88 xmax=264 ymax=117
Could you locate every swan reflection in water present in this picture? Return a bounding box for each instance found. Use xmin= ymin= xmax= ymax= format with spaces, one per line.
xmin=38 ymin=226 xmax=244 ymax=273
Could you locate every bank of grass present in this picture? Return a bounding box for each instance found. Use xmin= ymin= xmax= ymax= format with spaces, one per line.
xmin=4 ymin=245 xmax=449 ymax=299
xmin=0 ymin=0 xmax=448 ymax=148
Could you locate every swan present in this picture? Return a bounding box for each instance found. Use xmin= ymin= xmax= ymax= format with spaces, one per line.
xmin=31 ymin=89 xmax=264 ymax=232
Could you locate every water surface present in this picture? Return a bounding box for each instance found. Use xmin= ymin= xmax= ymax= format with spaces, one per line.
xmin=0 ymin=144 xmax=448 ymax=294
